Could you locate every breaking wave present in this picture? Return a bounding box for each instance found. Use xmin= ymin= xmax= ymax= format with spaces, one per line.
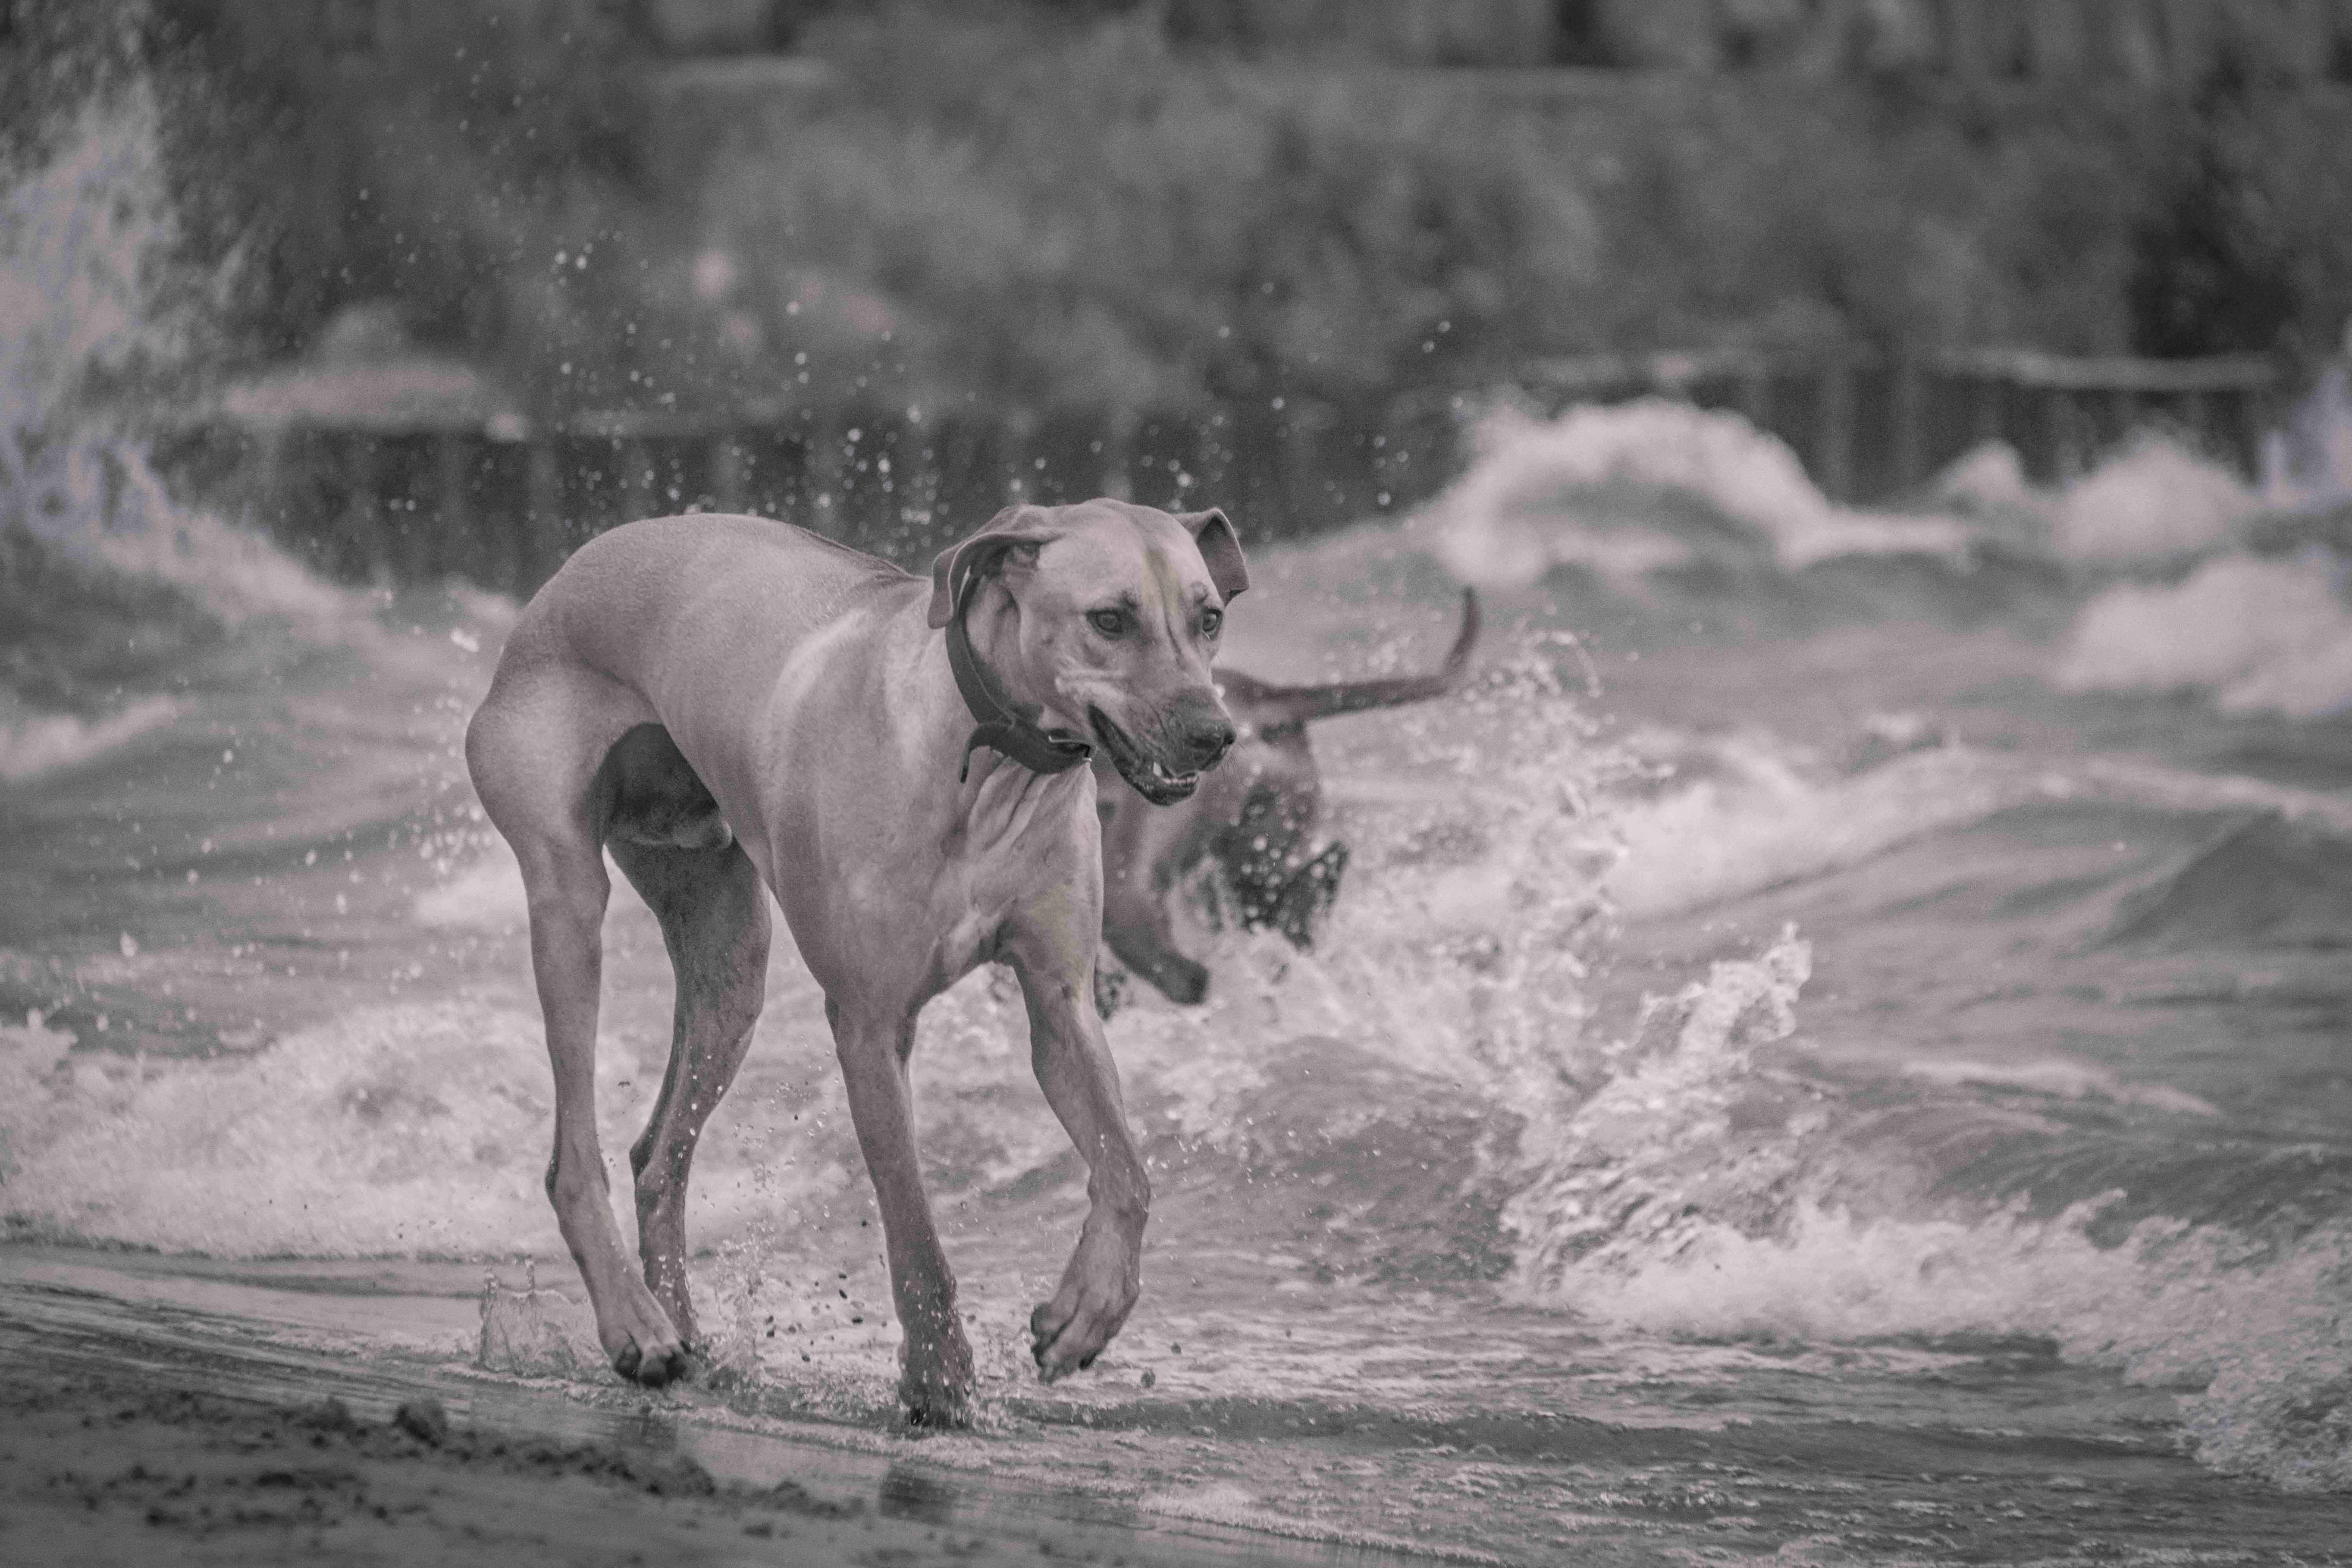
xmin=2050 ymin=433 xmax=2268 ymax=566
xmin=1423 ymin=397 xmax=1975 ymax=590
xmin=2059 ymin=550 xmax=2352 ymax=719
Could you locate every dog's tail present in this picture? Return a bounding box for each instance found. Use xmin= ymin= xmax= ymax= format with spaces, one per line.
xmin=1238 ymin=588 xmax=1479 ymax=731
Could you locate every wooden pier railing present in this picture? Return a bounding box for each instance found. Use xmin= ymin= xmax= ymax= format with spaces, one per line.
xmin=149 ymin=347 xmax=2283 ymax=595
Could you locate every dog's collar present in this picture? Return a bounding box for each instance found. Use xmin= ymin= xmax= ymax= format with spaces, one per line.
xmin=945 ymin=572 xmax=1094 ymax=782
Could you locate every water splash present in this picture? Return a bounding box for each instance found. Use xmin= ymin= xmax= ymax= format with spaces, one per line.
xmin=1503 ymin=927 xmax=1813 ymax=1295
xmin=0 ymin=74 xmax=383 ymax=785
xmin=0 ymin=77 xmax=201 ymax=468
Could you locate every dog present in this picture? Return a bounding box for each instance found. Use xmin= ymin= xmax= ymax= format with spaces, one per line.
xmin=465 ymin=497 xmax=1246 ymax=1426
xmin=1096 ymin=589 xmax=1479 ymax=1004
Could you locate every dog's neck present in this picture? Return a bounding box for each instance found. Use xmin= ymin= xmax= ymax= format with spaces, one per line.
xmin=945 ymin=575 xmax=1094 ymax=783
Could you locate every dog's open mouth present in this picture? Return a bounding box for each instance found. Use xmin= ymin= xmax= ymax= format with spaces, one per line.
xmin=1089 ymin=708 xmax=1200 ymax=805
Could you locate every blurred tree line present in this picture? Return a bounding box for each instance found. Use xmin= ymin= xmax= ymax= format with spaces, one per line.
xmin=7 ymin=0 xmax=2352 ymax=422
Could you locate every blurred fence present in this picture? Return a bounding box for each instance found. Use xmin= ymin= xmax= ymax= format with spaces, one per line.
xmin=1513 ymin=345 xmax=2280 ymax=501
xmin=635 ymin=0 xmax=2352 ymax=83
xmin=150 ymin=347 xmax=2281 ymax=595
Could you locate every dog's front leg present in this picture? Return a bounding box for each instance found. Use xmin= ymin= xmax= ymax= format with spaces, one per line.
xmin=1006 ymin=929 xmax=1149 ymax=1382
xmin=829 ymin=1002 xmax=976 ymax=1426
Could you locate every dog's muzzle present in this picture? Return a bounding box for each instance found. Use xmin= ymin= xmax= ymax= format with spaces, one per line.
xmin=1091 ymin=700 xmax=1234 ymax=806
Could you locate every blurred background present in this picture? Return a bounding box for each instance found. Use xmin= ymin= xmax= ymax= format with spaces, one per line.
xmin=13 ymin=0 xmax=2352 ymax=583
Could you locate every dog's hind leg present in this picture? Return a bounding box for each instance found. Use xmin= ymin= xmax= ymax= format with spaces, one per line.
xmin=608 ymin=829 xmax=770 ymax=1351
xmin=1098 ymin=792 xmax=1210 ymax=1004
xmin=468 ymin=683 xmax=692 ymax=1387
xmin=1101 ymin=873 xmax=1209 ymax=1005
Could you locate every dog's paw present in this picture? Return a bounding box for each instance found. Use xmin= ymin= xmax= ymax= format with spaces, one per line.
xmin=612 ymin=1333 xmax=696 ymax=1389
xmin=1029 ymin=1230 xmax=1142 ymax=1383
xmin=896 ymin=1337 xmax=976 ymax=1430
xmin=898 ymin=1379 xmax=974 ymax=1430
xmin=1092 ymin=963 xmax=1127 ymax=1020
xmin=596 ymin=1283 xmax=692 ymax=1388
xmin=1161 ymin=956 xmax=1210 ymax=1005
xmin=895 ymin=1292 xmax=976 ymax=1428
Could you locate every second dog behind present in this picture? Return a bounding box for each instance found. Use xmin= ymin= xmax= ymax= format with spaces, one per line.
xmin=1097 ymin=589 xmax=1479 ymax=1004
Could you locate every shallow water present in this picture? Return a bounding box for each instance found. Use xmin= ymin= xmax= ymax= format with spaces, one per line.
xmin=13 ymin=404 xmax=2352 ymax=1561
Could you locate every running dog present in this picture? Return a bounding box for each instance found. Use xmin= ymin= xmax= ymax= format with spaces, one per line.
xmin=465 ymin=498 xmax=1246 ymax=1425
xmin=1096 ymin=589 xmax=1479 ymax=1004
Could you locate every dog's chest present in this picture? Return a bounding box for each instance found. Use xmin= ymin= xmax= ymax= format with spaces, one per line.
xmin=938 ymin=768 xmax=1097 ymax=948
xmin=787 ymin=762 xmax=1096 ymax=998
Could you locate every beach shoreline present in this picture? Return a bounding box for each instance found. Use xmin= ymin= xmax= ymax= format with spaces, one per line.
xmin=0 ymin=1247 xmax=1367 ymax=1568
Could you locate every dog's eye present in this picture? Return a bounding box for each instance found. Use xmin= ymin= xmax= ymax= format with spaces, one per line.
xmin=1199 ymin=607 xmax=1223 ymax=637
xmin=1088 ymin=609 xmax=1127 ymax=637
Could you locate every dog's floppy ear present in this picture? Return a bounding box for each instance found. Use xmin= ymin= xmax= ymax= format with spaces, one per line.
xmin=927 ymin=504 xmax=1053 ymax=628
xmin=1181 ymin=507 xmax=1248 ymax=602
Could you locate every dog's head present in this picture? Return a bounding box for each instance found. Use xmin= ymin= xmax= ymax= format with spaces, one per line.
xmin=929 ymin=498 xmax=1247 ymax=805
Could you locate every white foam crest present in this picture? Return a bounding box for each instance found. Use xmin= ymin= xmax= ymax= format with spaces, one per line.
xmin=1604 ymin=723 xmax=2352 ymax=920
xmin=1605 ymin=737 xmax=2043 ymax=918
xmin=1557 ymin=1196 xmax=2352 ymax=1489
xmin=0 ymin=998 xmax=842 ymax=1257
xmin=1411 ymin=390 xmax=2282 ymax=593
xmin=2053 ymin=434 xmax=2266 ymax=565
xmin=1419 ymin=398 xmax=1973 ymax=590
xmin=2057 ymin=550 xmax=2352 ymax=718
xmin=1899 ymin=1056 xmax=2218 ymax=1118
xmin=0 ymin=693 xmax=176 ymax=783
xmin=1931 ymin=439 xmax=2044 ymax=517
xmin=1936 ymin=431 xmax=2269 ymax=568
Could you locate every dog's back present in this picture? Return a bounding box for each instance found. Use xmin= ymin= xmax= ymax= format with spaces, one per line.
xmin=506 ymin=514 xmax=911 ymax=698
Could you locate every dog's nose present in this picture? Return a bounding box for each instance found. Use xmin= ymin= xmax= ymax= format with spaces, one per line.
xmin=1160 ymin=690 xmax=1235 ymax=773
xmin=1179 ymin=712 xmax=1236 ymax=771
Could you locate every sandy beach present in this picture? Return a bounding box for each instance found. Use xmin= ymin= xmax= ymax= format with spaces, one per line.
xmin=1 ymin=1246 xmax=1363 ymax=1567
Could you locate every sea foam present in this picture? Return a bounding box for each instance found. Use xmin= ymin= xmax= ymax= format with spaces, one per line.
xmin=1421 ymin=397 xmax=1974 ymax=591
xmin=2058 ymin=550 xmax=2352 ymax=718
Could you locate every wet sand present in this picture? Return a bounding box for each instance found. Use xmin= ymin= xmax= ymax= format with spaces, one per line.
xmin=0 ymin=1249 xmax=1376 ymax=1567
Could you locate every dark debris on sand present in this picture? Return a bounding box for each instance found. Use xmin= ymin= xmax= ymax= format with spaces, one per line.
xmin=0 ymin=1364 xmax=896 ymax=1567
